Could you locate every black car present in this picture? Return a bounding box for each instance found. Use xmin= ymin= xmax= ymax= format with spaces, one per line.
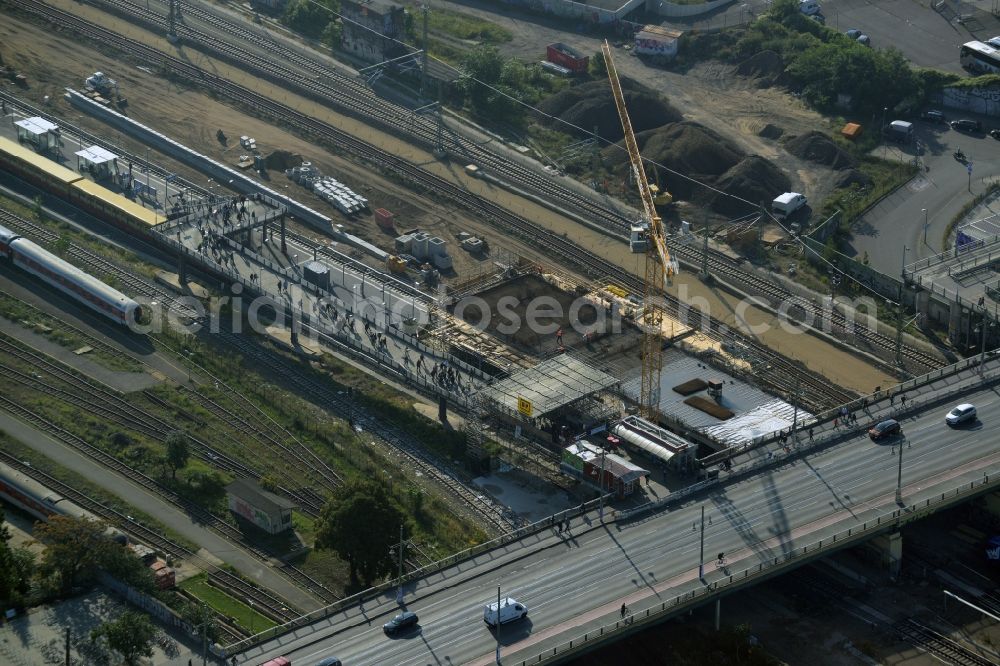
xmin=951 ymin=119 xmax=982 ymax=132
xmin=383 ymin=611 xmax=419 ymax=635
xmin=868 ymin=419 xmax=901 ymax=441
xmin=920 ymin=110 xmax=944 ymax=123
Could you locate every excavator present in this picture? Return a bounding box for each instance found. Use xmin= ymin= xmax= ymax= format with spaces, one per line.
xmin=603 ymin=40 xmax=677 ymax=422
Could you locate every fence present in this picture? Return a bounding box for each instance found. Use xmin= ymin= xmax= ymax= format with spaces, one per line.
xmin=672 ymin=354 xmax=1000 ymax=504
xmin=513 ymin=473 xmax=999 ymax=664
xmin=222 ymin=493 xmax=613 ymax=655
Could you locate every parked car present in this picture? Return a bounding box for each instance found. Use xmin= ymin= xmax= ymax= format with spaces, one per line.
xmin=920 ymin=110 xmax=945 ymax=123
xmin=857 ymin=34 xmax=871 ymax=46
xmin=869 ymin=419 xmax=901 ymax=441
xmin=945 ymin=403 xmax=977 ymax=426
xmin=951 ymin=119 xmax=982 ymax=132
xmin=988 ymin=36 xmax=1000 ymax=48
xmin=845 ymin=28 xmax=862 ymax=39
xmin=383 ymin=611 xmax=419 ymax=635
xmin=991 ymin=129 xmax=1000 ymax=140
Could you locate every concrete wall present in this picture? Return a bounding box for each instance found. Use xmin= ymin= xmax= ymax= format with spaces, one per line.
xmin=487 ymin=0 xmax=644 ymax=23
xmin=655 ymin=0 xmax=732 ymax=17
xmin=938 ymin=85 xmax=1000 ymax=117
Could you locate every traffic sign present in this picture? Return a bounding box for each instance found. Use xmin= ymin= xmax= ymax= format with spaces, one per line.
xmin=968 ymin=162 xmax=974 ymax=174
xmin=517 ymin=396 xmax=533 ymax=417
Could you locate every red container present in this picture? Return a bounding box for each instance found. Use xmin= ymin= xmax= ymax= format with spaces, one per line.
xmin=546 ymin=43 xmax=589 ymax=73
xmin=374 ymin=207 xmax=395 ymax=231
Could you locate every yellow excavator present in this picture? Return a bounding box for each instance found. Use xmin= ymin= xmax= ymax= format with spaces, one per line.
xmin=603 ymin=40 xmax=676 ymax=423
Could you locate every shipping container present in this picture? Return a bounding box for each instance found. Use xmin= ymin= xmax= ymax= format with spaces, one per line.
xmin=374 ymin=207 xmax=395 ymax=231
xmin=634 ymin=26 xmax=683 ymax=58
xmin=546 ymin=43 xmax=589 ymax=73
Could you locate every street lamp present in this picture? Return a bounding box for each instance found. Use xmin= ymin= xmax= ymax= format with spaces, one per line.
xmin=248 ymin=599 xmax=255 ymax=634
xmin=977 ymin=310 xmax=994 ymax=377
xmin=922 ymin=208 xmax=929 ymax=247
xmin=895 ymin=437 xmax=905 ymax=505
xmin=881 ymin=106 xmax=888 ymax=159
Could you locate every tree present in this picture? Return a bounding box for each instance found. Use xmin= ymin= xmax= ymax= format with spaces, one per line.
xmin=34 ymin=515 xmax=111 ymax=591
xmin=316 ymin=480 xmax=406 ymax=587
xmin=91 ymin=611 xmax=156 ymax=666
xmin=282 ymin=0 xmax=337 ymax=40
xmin=461 ymin=45 xmax=523 ymax=122
xmin=0 ymin=506 xmax=35 ymax=607
xmin=164 ymin=430 xmax=190 ymax=480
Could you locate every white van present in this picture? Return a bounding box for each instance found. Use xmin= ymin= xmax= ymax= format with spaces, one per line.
xmin=772 ymin=192 xmax=808 ymax=219
xmin=484 ymin=597 xmax=528 ymax=627
xmin=799 ymin=0 xmax=821 ymax=15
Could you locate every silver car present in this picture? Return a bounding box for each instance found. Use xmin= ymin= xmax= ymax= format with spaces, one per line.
xmin=946 ymin=403 xmax=976 ymax=426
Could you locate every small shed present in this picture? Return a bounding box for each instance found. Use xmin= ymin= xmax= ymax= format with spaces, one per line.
xmin=634 ymin=26 xmax=684 ymax=59
xmin=75 ymin=145 xmax=119 ymax=181
xmin=561 ymin=441 xmax=648 ymax=498
xmin=226 ymin=478 xmax=296 ymax=534
xmin=15 ymin=116 xmax=60 ymax=151
xmin=841 ymin=122 xmax=862 ymax=140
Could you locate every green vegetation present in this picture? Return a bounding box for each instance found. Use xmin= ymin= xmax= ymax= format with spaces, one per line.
xmin=164 ymin=430 xmax=190 ymax=480
xmin=0 ymin=506 xmax=35 ymax=608
xmin=281 ymin=0 xmax=339 ymax=40
xmin=0 ymin=290 xmax=143 ymax=372
xmin=180 ymin=574 xmax=278 ymax=634
xmin=90 ymin=611 xmax=157 ymax=666
xmin=316 ymin=479 xmax=407 ymax=588
xmin=818 ymin=157 xmax=918 ymax=229
xmin=426 ymin=7 xmax=512 ymax=44
xmin=455 ymin=45 xmax=570 ymax=125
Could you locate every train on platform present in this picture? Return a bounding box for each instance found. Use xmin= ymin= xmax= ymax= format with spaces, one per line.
xmin=0 ymin=222 xmax=143 ymax=325
xmin=0 ymin=135 xmax=160 ymax=232
xmin=0 ymin=460 xmax=126 ymax=543
xmin=0 ymin=136 xmax=148 ymax=325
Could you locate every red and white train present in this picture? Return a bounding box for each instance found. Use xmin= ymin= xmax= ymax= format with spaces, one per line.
xmin=0 ymin=222 xmax=143 ymax=326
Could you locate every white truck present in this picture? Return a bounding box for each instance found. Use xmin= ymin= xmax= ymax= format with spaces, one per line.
xmin=799 ymin=0 xmax=821 ymax=15
xmin=484 ymin=597 xmax=528 ymax=627
xmin=771 ymin=192 xmax=808 ymax=220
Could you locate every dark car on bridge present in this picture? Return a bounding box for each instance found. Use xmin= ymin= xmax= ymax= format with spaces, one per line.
xmin=384 ymin=611 xmax=419 ymax=635
xmin=869 ymin=419 xmax=901 ymax=441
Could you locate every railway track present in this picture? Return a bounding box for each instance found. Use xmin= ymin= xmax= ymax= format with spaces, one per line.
xmin=0 ymin=350 xmax=338 ymax=603
xmin=0 ymin=443 xmax=299 ymax=623
xmin=11 ymin=0 xmax=856 ymax=409
xmin=893 ymin=618 xmax=997 ymax=666
xmin=94 ymin=0 xmax=946 ymax=376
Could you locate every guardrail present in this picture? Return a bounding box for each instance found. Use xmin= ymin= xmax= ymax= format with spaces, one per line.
xmin=515 ymin=473 xmax=1000 ymax=665
xmin=222 ymin=494 xmax=613 ymax=655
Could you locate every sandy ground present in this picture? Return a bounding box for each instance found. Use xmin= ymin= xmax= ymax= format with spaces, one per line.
xmin=0 ymin=7 xmax=894 ymax=393
xmin=473 ymin=468 xmax=575 ymax=523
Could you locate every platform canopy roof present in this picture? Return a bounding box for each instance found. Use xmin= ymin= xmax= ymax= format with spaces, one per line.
xmin=14 ymin=116 xmax=59 ymax=137
xmin=481 ymin=354 xmax=619 ymax=419
xmin=75 ymin=145 xmax=118 ymax=165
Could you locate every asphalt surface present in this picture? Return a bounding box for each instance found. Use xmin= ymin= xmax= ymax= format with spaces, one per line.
xmin=848 ymin=121 xmax=1000 ymax=273
xmin=240 ymin=363 xmax=1000 ymax=666
xmin=0 ymin=411 xmax=324 ymax=613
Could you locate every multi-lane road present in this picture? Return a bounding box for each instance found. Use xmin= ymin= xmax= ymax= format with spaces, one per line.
xmin=239 ymin=367 xmax=1000 ymax=666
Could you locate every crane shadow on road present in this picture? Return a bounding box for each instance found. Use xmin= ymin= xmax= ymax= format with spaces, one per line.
xmin=600 ymin=524 xmax=660 ymax=598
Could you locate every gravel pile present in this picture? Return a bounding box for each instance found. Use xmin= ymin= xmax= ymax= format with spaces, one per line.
xmin=785 ymin=131 xmax=856 ymax=170
xmin=537 ymin=77 xmax=681 ymax=141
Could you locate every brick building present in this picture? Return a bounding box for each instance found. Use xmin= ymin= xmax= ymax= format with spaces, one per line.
xmin=340 ymin=0 xmax=407 ymax=64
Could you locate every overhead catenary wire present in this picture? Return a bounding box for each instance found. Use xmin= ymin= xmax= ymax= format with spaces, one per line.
xmin=292 ymin=0 xmax=899 ymax=299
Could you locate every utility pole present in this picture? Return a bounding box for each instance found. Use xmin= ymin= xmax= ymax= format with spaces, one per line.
xmin=895 ymin=438 xmax=905 ymax=505
xmin=419 ymin=4 xmax=429 ymax=99
xmin=979 ymin=307 xmax=990 ymax=377
xmin=64 ymin=627 xmax=70 ymax=666
xmin=922 ymin=208 xmax=929 ymax=246
xmin=791 ymin=376 xmax=800 ymax=445
xmin=200 ymin=603 xmax=210 ymax=666
xmin=698 ymin=505 xmax=706 ymax=580
xmin=597 ymin=447 xmax=607 ymax=521
xmin=700 ymin=217 xmax=710 ymax=280
xmin=590 ymin=125 xmax=600 ymax=190
xmin=395 ymin=524 xmax=405 ymax=604
xmin=495 ymin=584 xmax=501 ymax=665
xmin=895 ymin=245 xmax=908 ymax=367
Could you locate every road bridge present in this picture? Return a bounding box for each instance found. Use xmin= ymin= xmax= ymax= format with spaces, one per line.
xmin=233 ymin=358 xmax=1000 ymax=665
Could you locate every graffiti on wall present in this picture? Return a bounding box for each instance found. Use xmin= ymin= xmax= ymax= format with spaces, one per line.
xmin=941 ymin=85 xmax=1000 ymax=116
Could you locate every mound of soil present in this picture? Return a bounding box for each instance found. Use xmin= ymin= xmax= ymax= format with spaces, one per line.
xmin=673 ymin=378 xmax=708 ymax=396
xmin=684 ymin=396 xmax=733 ymax=420
xmin=834 ymin=168 xmax=873 ymax=190
xmin=265 ymin=150 xmax=303 ymax=170
xmin=785 ymin=131 xmax=856 ymax=170
xmin=537 ymin=77 xmax=682 ymax=141
xmin=736 ymin=50 xmax=785 ymax=87
xmin=710 ymin=156 xmax=792 ymax=216
xmin=758 ymin=123 xmax=784 ymax=140
xmin=602 ymin=121 xmax=789 ymax=212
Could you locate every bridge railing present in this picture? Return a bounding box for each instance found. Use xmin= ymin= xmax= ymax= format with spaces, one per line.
xmin=222 ymin=493 xmax=614 ymax=655
xmin=514 ymin=473 xmax=999 ymax=665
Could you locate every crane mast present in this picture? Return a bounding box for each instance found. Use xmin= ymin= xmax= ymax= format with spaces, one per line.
xmin=601 ymin=40 xmax=676 ymax=422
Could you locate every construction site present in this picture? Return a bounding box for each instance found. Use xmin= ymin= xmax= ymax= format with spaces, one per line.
xmin=4 ymin=0 xmax=998 ymax=663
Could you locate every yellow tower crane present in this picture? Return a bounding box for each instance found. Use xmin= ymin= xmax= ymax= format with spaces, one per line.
xmin=602 ymin=40 xmax=677 ymax=422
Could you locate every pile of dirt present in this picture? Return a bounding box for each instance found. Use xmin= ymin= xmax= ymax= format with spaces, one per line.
xmin=265 ymin=150 xmax=303 ymax=170
xmin=537 ymin=77 xmax=682 ymax=141
xmin=602 ymin=121 xmax=789 ymax=214
xmin=784 ymin=131 xmax=856 ymax=170
xmin=736 ymin=50 xmax=785 ymax=86
xmin=758 ymin=123 xmax=784 ymax=140
xmin=710 ymin=156 xmax=792 ymax=216
xmin=673 ymin=378 xmax=708 ymax=395
xmin=834 ymin=168 xmax=873 ymax=190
